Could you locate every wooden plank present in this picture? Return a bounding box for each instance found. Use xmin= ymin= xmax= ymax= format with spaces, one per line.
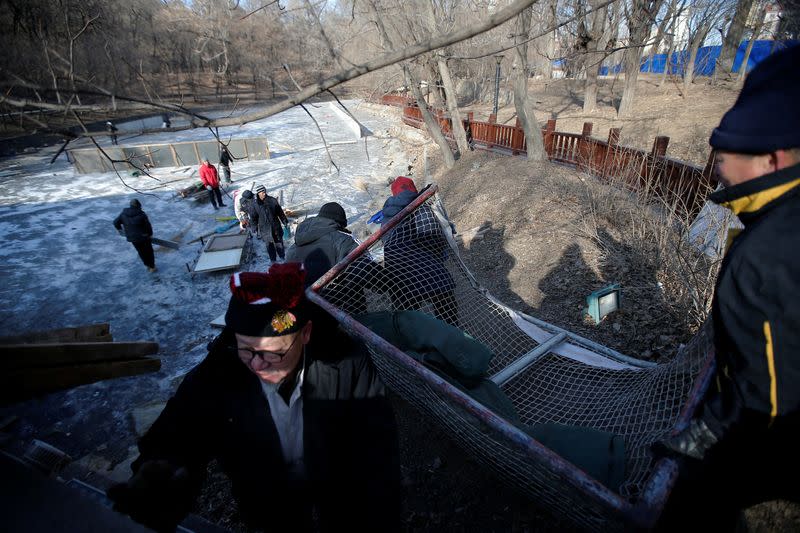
xmin=0 ymin=324 xmax=111 ymax=345
xmin=0 ymin=357 xmax=161 ymax=405
xmin=0 ymin=342 xmax=159 ymax=370
xmin=151 ymin=237 xmax=180 ymax=250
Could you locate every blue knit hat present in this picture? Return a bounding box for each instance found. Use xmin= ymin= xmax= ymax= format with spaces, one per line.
xmin=710 ymin=44 xmax=800 ymax=154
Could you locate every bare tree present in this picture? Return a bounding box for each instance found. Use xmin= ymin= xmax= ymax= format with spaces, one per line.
xmin=716 ymin=0 xmax=756 ymax=77
xmin=682 ymin=0 xmax=734 ymax=94
xmin=583 ymin=0 xmax=612 ymax=113
xmin=738 ymin=2 xmax=767 ymax=83
xmin=658 ymin=0 xmax=688 ymax=88
xmin=423 ymin=0 xmax=470 ymax=156
xmin=512 ymin=7 xmax=546 ymax=160
xmin=617 ymin=0 xmax=665 ymax=118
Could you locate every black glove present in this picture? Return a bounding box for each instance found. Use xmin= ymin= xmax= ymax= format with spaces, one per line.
xmin=653 ymin=418 xmax=719 ymax=461
xmin=107 ymin=460 xmax=193 ymax=532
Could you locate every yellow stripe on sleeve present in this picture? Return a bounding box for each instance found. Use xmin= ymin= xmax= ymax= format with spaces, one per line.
xmin=764 ymin=321 xmax=778 ymax=426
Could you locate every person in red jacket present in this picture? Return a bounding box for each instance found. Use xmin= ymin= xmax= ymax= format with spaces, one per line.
xmin=199 ymin=159 xmax=225 ymax=210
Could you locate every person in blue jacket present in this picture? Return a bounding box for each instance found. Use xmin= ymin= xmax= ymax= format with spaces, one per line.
xmin=380 ymin=176 xmax=459 ymax=326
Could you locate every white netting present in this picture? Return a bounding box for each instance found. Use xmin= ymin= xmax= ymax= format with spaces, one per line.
xmin=315 ymin=191 xmax=711 ymax=529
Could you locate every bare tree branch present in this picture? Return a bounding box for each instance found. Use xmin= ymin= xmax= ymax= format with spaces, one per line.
xmin=450 ymin=0 xmax=617 ymax=60
xmin=5 ymin=0 xmax=538 ymax=139
xmin=240 ymin=0 xmax=283 ymax=19
xmin=283 ymin=63 xmax=340 ymax=173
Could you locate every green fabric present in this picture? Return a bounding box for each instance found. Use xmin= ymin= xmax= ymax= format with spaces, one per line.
xmin=357 ymin=311 xmax=492 ymax=388
xmin=522 ymin=423 xmax=627 ymax=491
xmin=356 ymin=311 xmax=627 ymax=490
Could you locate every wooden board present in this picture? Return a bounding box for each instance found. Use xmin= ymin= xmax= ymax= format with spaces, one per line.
xmin=0 ymin=342 xmax=159 ymax=370
xmin=193 ymin=248 xmax=244 ymax=272
xmin=0 ymin=357 xmax=161 ymax=405
xmin=0 ymin=324 xmax=111 ymax=345
xmin=151 ymin=237 xmax=180 ymax=250
xmin=204 ymin=233 xmax=247 ymax=252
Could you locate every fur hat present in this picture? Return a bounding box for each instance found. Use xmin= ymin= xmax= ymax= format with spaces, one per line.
xmin=224 ymin=263 xmax=310 ymax=337
xmin=317 ymin=202 xmax=347 ymax=228
xmin=391 ymin=176 xmax=417 ymax=196
xmin=710 ymin=45 xmax=800 ymax=154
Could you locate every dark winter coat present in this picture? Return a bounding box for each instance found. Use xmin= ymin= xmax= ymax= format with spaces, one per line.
xmin=287 ymin=215 xmax=359 ymax=285
xmin=381 ymin=191 xmax=455 ymax=297
xmin=249 ymin=195 xmax=288 ymax=244
xmin=700 ymin=162 xmax=800 ymax=458
xmin=219 ymin=149 xmax=232 ymax=167
xmin=132 ymin=327 xmax=401 ymax=531
xmin=381 ymin=190 xmax=418 ymax=221
xmin=113 ymin=206 xmax=153 ymax=243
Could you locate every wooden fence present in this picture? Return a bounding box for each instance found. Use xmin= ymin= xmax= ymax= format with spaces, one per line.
xmin=382 ymin=94 xmax=717 ymax=212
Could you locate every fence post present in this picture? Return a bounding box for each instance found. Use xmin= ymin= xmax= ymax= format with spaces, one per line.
xmin=651 ymin=136 xmax=669 ymax=157
xmin=487 ymin=114 xmax=497 ymax=149
xmin=577 ymin=122 xmax=594 ymax=172
xmin=544 ymin=119 xmax=556 ymax=158
xmin=604 ymin=128 xmax=621 ymax=179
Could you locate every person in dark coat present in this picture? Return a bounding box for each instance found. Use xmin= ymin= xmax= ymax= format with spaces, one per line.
xmin=249 ymin=184 xmax=289 ymax=263
xmin=287 ymin=202 xmax=359 ymax=284
xmin=380 ymin=177 xmax=458 ymax=326
xmin=113 ymin=199 xmax=156 ymax=272
xmin=107 ymin=263 xmax=401 ymax=532
xmin=219 ymin=146 xmax=233 ymax=184
xmin=655 ymin=45 xmax=800 ymax=529
xmin=287 ymin=201 xmax=378 ymax=329
xmin=106 ymin=121 xmax=119 ymax=145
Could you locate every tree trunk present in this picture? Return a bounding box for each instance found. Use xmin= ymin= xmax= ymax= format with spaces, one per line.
xmin=618 ymin=0 xmax=665 ymax=117
xmin=514 ymin=8 xmax=545 ymax=160
xmin=437 ymin=56 xmax=470 ymax=156
xmin=647 ymin=0 xmax=676 ymax=72
xmin=583 ymin=0 xmax=608 ymax=113
xmin=659 ymin=39 xmax=675 ymax=87
xmin=405 ymin=65 xmax=455 ymax=169
xmin=424 ymin=61 xmax=445 ymax=109
xmin=738 ymin=14 xmax=765 ymax=83
xmin=684 ymin=24 xmax=710 ymax=94
xmin=683 ymin=38 xmax=701 ymax=93
xmin=538 ymin=0 xmax=558 ymax=79
xmin=718 ymin=0 xmax=756 ymax=76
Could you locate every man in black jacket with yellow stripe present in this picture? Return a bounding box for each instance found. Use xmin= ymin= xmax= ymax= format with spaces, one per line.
xmin=657 ymin=45 xmax=800 ymax=528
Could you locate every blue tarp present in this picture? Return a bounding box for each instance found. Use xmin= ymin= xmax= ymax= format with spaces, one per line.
xmin=598 ymin=40 xmax=799 ymax=76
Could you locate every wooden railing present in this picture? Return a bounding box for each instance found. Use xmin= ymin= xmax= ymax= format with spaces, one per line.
xmin=380 ymin=95 xmax=414 ymax=107
xmin=392 ymin=98 xmax=717 ymax=212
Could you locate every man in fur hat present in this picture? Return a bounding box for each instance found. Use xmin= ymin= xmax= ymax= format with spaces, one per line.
xmin=109 ymin=263 xmax=400 ymax=531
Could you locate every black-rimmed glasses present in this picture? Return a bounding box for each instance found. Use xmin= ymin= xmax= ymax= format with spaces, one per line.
xmin=231 ymin=332 xmax=302 ymax=364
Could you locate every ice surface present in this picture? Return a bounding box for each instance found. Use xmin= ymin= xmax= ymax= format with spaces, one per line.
xmin=0 ymin=101 xmax=412 ymax=459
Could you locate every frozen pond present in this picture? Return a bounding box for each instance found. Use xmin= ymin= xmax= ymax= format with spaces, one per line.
xmin=0 ymin=100 xmax=410 ymax=474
